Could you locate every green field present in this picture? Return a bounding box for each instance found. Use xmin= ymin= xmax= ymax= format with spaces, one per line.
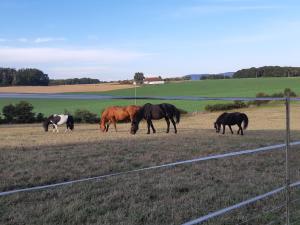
xmin=79 ymin=77 xmax=300 ymax=97
xmin=0 ymin=77 xmax=299 ymax=115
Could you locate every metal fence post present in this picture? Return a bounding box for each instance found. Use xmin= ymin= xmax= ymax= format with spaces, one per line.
xmin=285 ymin=95 xmax=291 ymax=225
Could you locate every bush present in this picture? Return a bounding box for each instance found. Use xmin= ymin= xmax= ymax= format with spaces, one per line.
xmin=284 ymin=88 xmax=297 ymax=97
xmin=74 ymin=109 xmax=99 ymax=123
xmin=205 ymin=101 xmax=248 ymax=112
xmin=1 ymin=101 xmax=45 ymax=124
xmin=251 ymin=92 xmax=271 ymax=106
xmin=36 ymin=113 xmax=46 ymax=122
xmin=14 ymin=101 xmax=36 ymax=123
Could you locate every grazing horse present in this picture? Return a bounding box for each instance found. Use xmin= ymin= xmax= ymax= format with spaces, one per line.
xmin=130 ymin=103 xmax=180 ymax=135
xmin=43 ymin=114 xmax=74 ymax=132
xmin=214 ymin=112 xmax=248 ymax=135
xmin=100 ymin=105 xmax=141 ymax=132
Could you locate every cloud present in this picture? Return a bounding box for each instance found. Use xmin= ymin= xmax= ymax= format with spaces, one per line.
xmin=87 ymin=35 xmax=99 ymax=41
xmin=0 ymin=47 xmax=150 ymax=64
xmin=34 ymin=37 xmax=66 ymax=43
xmin=17 ymin=38 xmax=28 ymax=42
xmin=0 ymin=38 xmax=7 ymax=42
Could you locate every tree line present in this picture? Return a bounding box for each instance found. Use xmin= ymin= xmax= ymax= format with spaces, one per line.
xmin=0 ymin=67 xmax=102 ymax=86
xmin=233 ymin=66 xmax=300 ymax=78
xmin=49 ymin=78 xmax=101 ymax=85
xmin=0 ymin=68 xmax=49 ymax=86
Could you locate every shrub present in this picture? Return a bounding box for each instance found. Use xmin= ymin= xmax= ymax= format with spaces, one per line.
xmin=14 ymin=101 xmax=35 ymax=123
xmin=2 ymin=101 xmax=35 ymax=123
xmin=2 ymin=104 xmax=15 ymax=122
xmin=251 ymin=92 xmax=271 ymax=106
xmin=36 ymin=113 xmax=46 ymax=122
xmin=205 ymin=101 xmax=247 ymax=112
xmin=74 ymin=109 xmax=99 ymax=123
xmin=1 ymin=101 xmax=47 ymax=124
xmin=284 ymin=88 xmax=297 ymax=97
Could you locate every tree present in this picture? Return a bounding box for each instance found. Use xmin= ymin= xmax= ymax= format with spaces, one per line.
xmin=13 ymin=68 xmax=49 ymax=86
xmin=134 ymin=72 xmax=145 ymax=84
xmin=2 ymin=104 xmax=15 ymax=122
xmin=0 ymin=68 xmax=16 ymax=86
xmin=14 ymin=101 xmax=36 ymax=123
xmin=2 ymin=101 xmax=36 ymax=123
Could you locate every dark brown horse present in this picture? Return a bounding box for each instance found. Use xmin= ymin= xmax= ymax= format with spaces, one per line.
xmin=100 ymin=105 xmax=141 ymax=132
xmin=131 ymin=103 xmax=180 ymax=134
xmin=214 ymin=112 xmax=248 ymax=135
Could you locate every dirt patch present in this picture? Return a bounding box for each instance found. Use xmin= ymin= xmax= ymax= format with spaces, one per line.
xmin=0 ymin=83 xmax=134 ymax=93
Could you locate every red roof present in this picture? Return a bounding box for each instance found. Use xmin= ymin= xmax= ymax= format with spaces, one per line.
xmin=144 ymin=77 xmax=162 ymax=82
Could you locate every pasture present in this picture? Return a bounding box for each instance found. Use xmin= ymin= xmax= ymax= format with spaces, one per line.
xmin=1 ymin=105 xmax=300 ymax=225
xmin=1 ymin=77 xmax=300 ymax=115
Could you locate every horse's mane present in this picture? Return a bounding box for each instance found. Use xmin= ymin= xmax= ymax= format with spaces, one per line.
xmin=216 ymin=112 xmax=228 ymax=122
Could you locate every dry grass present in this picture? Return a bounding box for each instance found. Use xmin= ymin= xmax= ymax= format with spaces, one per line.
xmin=0 ymin=83 xmax=134 ymax=93
xmin=1 ymin=105 xmax=300 ymax=225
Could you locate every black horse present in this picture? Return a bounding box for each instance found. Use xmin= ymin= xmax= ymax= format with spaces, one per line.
xmin=131 ymin=103 xmax=180 ymax=134
xmin=214 ymin=112 xmax=248 ymax=135
xmin=43 ymin=114 xmax=74 ymax=132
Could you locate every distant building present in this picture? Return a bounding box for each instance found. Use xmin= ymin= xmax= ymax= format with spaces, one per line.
xmin=143 ymin=77 xmax=165 ymax=85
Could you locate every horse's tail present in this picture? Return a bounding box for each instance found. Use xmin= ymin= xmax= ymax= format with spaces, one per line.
xmin=174 ymin=107 xmax=180 ymax=124
xmin=242 ymin=113 xmax=248 ymax=130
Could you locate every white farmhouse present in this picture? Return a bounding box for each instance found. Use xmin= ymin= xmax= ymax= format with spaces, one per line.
xmin=143 ymin=77 xmax=165 ymax=85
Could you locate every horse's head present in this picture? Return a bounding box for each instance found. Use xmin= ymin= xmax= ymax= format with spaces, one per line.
xmin=130 ymin=118 xmax=139 ymax=135
xmin=214 ymin=122 xmax=221 ymax=133
xmin=43 ymin=119 xmax=50 ymax=132
xmin=99 ymin=117 xmax=107 ymax=132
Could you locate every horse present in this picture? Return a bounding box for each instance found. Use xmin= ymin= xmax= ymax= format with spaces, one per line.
xmin=130 ymin=103 xmax=180 ymax=135
xmin=43 ymin=114 xmax=74 ymax=132
xmin=100 ymin=105 xmax=141 ymax=132
xmin=214 ymin=112 xmax=248 ymax=135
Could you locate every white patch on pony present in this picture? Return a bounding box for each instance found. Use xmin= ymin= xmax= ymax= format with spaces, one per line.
xmin=56 ymin=115 xmax=68 ymax=125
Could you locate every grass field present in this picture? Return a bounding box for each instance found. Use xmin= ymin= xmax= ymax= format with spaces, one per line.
xmin=1 ymin=77 xmax=299 ymax=115
xmin=1 ymin=106 xmax=300 ymax=225
xmin=80 ymin=77 xmax=300 ymax=97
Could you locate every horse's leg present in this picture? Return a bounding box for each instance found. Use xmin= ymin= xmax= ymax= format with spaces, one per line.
xmin=222 ymin=125 xmax=225 ymax=134
xmin=112 ymin=119 xmax=117 ymax=132
xmin=53 ymin=124 xmax=59 ymax=133
xmin=65 ymin=123 xmax=69 ymax=133
xmin=146 ymin=120 xmax=151 ymax=134
xmin=170 ymin=117 xmax=177 ymax=134
xmin=238 ymin=124 xmax=244 ymax=135
xmin=105 ymin=124 xmax=109 ymax=132
xmin=229 ymin=125 xmax=233 ymax=134
xmin=165 ymin=117 xmax=170 ymax=133
xmin=150 ymin=121 xmax=156 ymax=133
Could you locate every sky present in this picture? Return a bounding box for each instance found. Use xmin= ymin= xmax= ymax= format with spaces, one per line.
xmin=0 ymin=0 xmax=300 ymax=80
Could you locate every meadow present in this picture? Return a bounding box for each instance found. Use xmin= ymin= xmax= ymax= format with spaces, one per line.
xmin=1 ymin=105 xmax=300 ymax=225
xmin=1 ymin=77 xmax=299 ymax=115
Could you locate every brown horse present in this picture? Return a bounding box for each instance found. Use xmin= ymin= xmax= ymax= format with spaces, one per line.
xmin=100 ymin=105 xmax=141 ymax=132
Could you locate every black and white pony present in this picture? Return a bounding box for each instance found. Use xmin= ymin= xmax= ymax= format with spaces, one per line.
xmin=43 ymin=114 xmax=74 ymax=132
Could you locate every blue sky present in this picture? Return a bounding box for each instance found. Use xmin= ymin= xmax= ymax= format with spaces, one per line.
xmin=0 ymin=0 xmax=300 ymax=80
